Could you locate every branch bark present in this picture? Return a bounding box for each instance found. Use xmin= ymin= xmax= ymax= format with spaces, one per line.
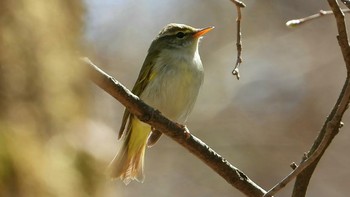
xmin=290 ymin=0 xmax=350 ymax=196
xmin=83 ymin=58 xmax=267 ymax=197
xmin=263 ymin=1 xmax=350 ymax=196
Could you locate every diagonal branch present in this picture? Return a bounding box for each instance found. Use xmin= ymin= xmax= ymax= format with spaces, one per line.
xmin=264 ymin=1 xmax=350 ymax=196
xmin=286 ymin=9 xmax=350 ymax=27
xmin=264 ymin=78 xmax=350 ymax=196
xmin=83 ymin=58 xmax=267 ymax=197
xmin=289 ymin=0 xmax=350 ymax=196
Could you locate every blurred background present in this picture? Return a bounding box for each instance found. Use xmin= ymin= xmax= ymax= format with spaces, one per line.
xmin=1 ymin=0 xmax=349 ymax=196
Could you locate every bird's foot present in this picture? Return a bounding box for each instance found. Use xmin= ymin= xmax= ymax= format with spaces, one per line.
xmin=175 ymin=123 xmax=191 ymax=139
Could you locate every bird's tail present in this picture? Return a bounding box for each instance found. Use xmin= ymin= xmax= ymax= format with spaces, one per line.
xmin=108 ymin=118 xmax=151 ymax=185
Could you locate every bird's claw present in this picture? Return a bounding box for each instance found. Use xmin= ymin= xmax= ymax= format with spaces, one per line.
xmin=176 ymin=123 xmax=191 ymax=139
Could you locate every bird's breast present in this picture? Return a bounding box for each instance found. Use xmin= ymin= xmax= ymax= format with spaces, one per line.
xmin=140 ymin=53 xmax=204 ymax=122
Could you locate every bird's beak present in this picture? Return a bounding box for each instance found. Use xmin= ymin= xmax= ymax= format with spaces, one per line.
xmin=193 ymin=26 xmax=214 ymax=38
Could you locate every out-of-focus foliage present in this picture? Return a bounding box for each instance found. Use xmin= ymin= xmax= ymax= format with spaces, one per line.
xmin=0 ymin=1 xmax=108 ymax=197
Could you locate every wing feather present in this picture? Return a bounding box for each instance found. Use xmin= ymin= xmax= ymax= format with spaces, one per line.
xmin=118 ymin=49 xmax=159 ymax=139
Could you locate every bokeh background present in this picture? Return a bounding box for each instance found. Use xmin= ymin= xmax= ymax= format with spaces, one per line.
xmin=1 ymin=0 xmax=350 ymax=196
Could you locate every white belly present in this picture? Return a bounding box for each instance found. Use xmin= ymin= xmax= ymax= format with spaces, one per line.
xmin=140 ymin=55 xmax=204 ymax=123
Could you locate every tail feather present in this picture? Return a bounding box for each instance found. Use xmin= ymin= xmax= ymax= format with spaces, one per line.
xmin=108 ymin=119 xmax=150 ymax=184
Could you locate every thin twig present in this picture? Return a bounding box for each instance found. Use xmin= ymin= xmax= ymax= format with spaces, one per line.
xmin=291 ymin=1 xmax=350 ymax=196
xmin=264 ymin=92 xmax=347 ymax=196
xmin=82 ymin=57 xmax=267 ymax=197
xmin=341 ymin=0 xmax=350 ymax=9
xmin=230 ymin=0 xmax=246 ymax=80
xmin=286 ymin=9 xmax=350 ymax=27
xmin=264 ymin=1 xmax=350 ymax=197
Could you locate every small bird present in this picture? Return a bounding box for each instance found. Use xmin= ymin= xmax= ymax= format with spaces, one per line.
xmin=108 ymin=23 xmax=213 ymax=184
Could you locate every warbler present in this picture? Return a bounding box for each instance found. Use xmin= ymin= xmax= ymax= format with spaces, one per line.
xmin=108 ymin=23 xmax=213 ymax=184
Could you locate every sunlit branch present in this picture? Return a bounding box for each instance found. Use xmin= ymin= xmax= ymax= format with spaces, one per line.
xmin=83 ymin=57 xmax=267 ymax=197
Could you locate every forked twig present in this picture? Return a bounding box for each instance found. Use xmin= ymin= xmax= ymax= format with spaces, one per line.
xmin=264 ymin=117 xmax=344 ymax=196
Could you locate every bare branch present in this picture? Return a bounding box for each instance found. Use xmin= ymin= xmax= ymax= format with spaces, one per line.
xmin=230 ymin=0 xmax=246 ymax=80
xmin=264 ymin=1 xmax=350 ymax=196
xmin=264 ymin=97 xmax=346 ymax=196
xmin=286 ymin=9 xmax=350 ymax=27
xmin=263 ymin=1 xmax=350 ymax=196
xmin=83 ymin=58 xmax=267 ymax=197
xmin=290 ymin=75 xmax=350 ymax=197
xmin=330 ymin=1 xmax=350 ymax=72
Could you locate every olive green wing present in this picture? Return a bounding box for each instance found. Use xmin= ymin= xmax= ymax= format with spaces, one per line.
xmin=118 ymin=50 xmax=159 ymax=139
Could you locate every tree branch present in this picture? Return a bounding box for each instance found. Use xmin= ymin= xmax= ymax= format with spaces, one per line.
xmin=264 ymin=78 xmax=349 ymax=196
xmin=286 ymin=9 xmax=350 ymax=27
xmin=83 ymin=58 xmax=267 ymax=197
xmin=230 ymin=0 xmax=246 ymax=80
xmin=291 ymin=1 xmax=350 ymax=196
xmin=263 ymin=1 xmax=350 ymax=196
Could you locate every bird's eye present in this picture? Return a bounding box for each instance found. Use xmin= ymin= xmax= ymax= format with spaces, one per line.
xmin=176 ymin=32 xmax=185 ymax=38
